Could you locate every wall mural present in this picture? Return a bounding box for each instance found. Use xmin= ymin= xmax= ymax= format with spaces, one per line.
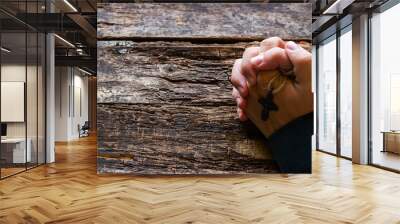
xmin=97 ymin=3 xmax=312 ymax=174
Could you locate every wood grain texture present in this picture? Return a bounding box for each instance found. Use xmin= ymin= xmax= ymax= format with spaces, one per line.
xmin=97 ymin=3 xmax=312 ymax=174
xmin=2 ymin=136 xmax=400 ymax=223
xmin=97 ymin=3 xmax=311 ymax=41
xmin=97 ymin=104 xmax=277 ymax=174
xmin=97 ymin=41 xmax=253 ymax=104
xmin=97 ymin=41 xmax=278 ymax=174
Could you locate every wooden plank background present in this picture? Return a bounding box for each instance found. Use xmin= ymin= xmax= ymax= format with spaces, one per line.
xmin=97 ymin=3 xmax=311 ymax=174
xmin=98 ymin=3 xmax=311 ymax=41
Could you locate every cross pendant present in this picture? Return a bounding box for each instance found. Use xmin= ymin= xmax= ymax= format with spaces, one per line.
xmin=258 ymin=90 xmax=278 ymax=121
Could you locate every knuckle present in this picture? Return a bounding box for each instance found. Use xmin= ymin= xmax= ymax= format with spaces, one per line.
xmin=236 ymin=97 xmax=241 ymax=105
xmin=232 ymin=59 xmax=242 ymax=69
xmin=232 ymin=88 xmax=239 ymax=98
xmin=243 ymin=46 xmax=259 ymax=57
xmin=234 ymin=58 xmax=242 ymax=65
xmin=230 ymin=60 xmax=241 ymax=79
xmin=270 ymin=46 xmax=285 ymax=53
xmin=230 ymin=75 xmax=240 ymax=87
xmin=261 ymin=37 xmax=284 ymax=46
xmin=266 ymin=47 xmax=286 ymax=60
xmin=240 ymin=61 xmax=252 ymax=76
xmin=230 ymin=75 xmax=246 ymax=93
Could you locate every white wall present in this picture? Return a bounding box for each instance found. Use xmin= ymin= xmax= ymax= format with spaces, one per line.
xmin=72 ymin=73 xmax=89 ymax=138
xmin=1 ymin=64 xmax=38 ymax=138
xmin=1 ymin=65 xmax=26 ymax=127
xmin=1 ymin=63 xmax=46 ymax=164
xmin=1 ymin=65 xmax=26 ymax=140
xmin=54 ymin=67 xmax=89 ymax=141
xmin=55 ymin=66 xmax=69 ymax=141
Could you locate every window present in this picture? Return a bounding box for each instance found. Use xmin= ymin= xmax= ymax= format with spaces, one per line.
xmin=0 ymin=1 xmax=47 ymax=179
xmin=370 ymin=2 xmax=400 ymax=171
xmin=339 ymin=26 xmax=352 ymax=158
xmin=317 ymin=35 xmax=337 ymax=154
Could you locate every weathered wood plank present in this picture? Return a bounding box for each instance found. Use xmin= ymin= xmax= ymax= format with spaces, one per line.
xmin=97 ymin=41 xmax=281 ymax=174
xmin=97 ymin=3 xmax=311 ymax=41
xmin=97 ymin=41 xmax=255 ymax=104
xmin=97 ymin=103 xmax=277 ymax=174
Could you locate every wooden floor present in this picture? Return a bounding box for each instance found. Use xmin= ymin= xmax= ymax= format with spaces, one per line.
xmin=1 ymin=167 xmax=26 ymax=178
xmin=1 ymin=135 xmax=400 ymax=223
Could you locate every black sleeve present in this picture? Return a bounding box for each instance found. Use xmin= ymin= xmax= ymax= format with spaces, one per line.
xmin=265 ymin=112 xmax=313 ymax=173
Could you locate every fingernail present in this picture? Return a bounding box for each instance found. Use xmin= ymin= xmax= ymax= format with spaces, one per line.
xmin=250 ymin=54 xmax=264 ymax=66
xmin=286 ymin=41 xmax=298 ymax=51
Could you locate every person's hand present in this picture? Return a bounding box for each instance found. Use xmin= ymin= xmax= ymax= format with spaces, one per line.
xmin=230 ymin=37 xmax=313 ymax=135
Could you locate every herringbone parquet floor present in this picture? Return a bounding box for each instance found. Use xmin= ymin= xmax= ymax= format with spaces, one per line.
xmin=1 ymin=135 xmax=400 ymax=224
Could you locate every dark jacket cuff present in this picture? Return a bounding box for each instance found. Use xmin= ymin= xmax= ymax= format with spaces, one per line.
xmin=266 ymin=112 xmax=313 ymax=173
